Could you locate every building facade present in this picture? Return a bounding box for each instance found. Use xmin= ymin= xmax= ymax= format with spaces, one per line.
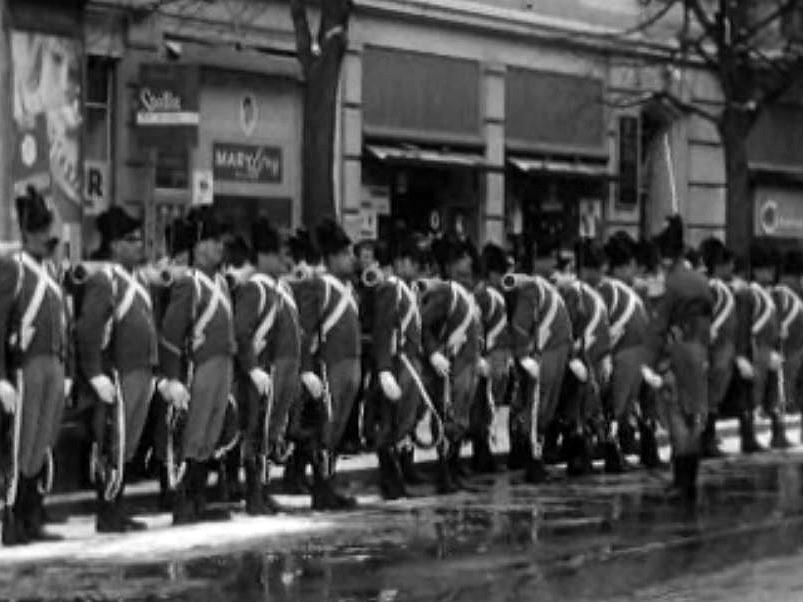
xmin=0 ymin=0 xmax=801 ymax=259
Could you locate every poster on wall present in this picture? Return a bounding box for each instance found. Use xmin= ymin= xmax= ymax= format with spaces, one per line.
xmin=11 ymin=31 xmax=83 ymax=224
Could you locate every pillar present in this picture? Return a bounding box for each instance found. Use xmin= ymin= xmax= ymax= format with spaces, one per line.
xmin=482 ymin=63 xmax=506 ymax=245
xmin=339 ymin=43 xmax=363 ymax=233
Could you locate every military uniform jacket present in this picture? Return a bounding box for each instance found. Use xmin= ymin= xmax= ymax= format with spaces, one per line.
xmin=733 ymin=281 xmax=780 ymax=358
xmin=772 ymin=282 xmax=803 ymax=352
xmin=709 ymin=278 xmax=737 ymax=347
xmin=160 ymin=268 xmax=235 ymax=381
xmin=294 ymin=272 xmax=361 ymax=373
xmin=371 ymin=275 xmax=422 ymax=373
xmin=0 ymin=251 xmax=68 ymax=380
xmin=560 ymin=280 xmax=611 ymax=363
xmin=474 ymin=283 xmax=509 ymax=355
xmin=234 ymin=273 xmax=300 ymax=374
xmin=420 ymin=280 xmax=481 ymax=368
xmin=597 ymin=277 xmax=648 ymax=352
xmin=509 ymin=274 xmax=572 ymax=361
xmin=75 ymin=264 xmax=158 ymax=379
xmin=646 ymin=263 xmax=713 ymax=366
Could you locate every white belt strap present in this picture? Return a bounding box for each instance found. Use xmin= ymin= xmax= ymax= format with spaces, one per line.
xmin=17 ymin=252 xmax=62 ymax=352
xmin=113 ymin=266 xmax=152 ymax=322
xmin=250 ymin=274 xmax=281 ymax=355
xmin=484 ymin=287 xmax=507 ymax=352
xmin=394 ymin=277 xmax=420 ymax=335
xmin=609 ymin=279 xmax=640 ymax=345
xmin=446 ymin=282 xmax=475 ymax=356
xmin=581 ymin=282 xmax=605 ymax=352
xmin=710 ymin=279 xmax=735 ymax=341
xmin=536 ymin=277 xmax=561 ymax=351
xmin=751 ymin=282 xmax=776 ymax=336
xmin=776 ymin=284 xmax=803 ymax=340
xmin=320 ymin=274 xmax=358 ymax=342
xmin=192 ymin=271 xmax=229 ymax=351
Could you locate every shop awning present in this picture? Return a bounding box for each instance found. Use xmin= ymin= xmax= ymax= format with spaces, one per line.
xmin=365 ymin=145 xmax=492 ymax=170
xmin=749 ymin=161 xmax=803 ymax=183
xmin=508 ymin=156 xmax=612 ymax=179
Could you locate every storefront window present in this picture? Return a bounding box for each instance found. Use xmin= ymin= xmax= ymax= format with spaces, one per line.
xmin=155 ymin=147 xmax=189 ymax=190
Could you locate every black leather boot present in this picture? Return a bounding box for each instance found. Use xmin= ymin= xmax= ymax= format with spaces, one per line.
xmin=2 ymin=476 xmax=27 ymax=546
xmin=436 ymin=453 xmax=459 ymax=494
xmin=377 ymin=449 xmax=403 ymax=500
xmin=96 ymin=483 xmax=123 ymax=533
xmin=639 ymin=419 xmax=664 ymax=469
xmin=507 ymin=433 xmax=527 ymax=470
xmin=523 ymin=439 xmax=548 ymax=484
xmin=172 ymin=463 xmax=197 ymax=526
xmin=115 ymin=480 xmax=147 ymax=532
xmin=282 ymin=448 xmax=310 ymax=494
xmin=244 ymin=459 xmax=276 ymax=516
xmin=195 ymin=463 xmax=231 ymax=521
xmin=701 ymin=414 xmax=725 ymax=458
xmin=21 ymin=477 xmax=61 ymax=542
xmin=603 ymin=436 xmax=627 ymax=474
xmin=470 ymin=436 xmax=498 ymax=474
xmin=399 ymin=445 xmax=427 ymax=485
xmin=740 ymin=411 xmax=766 ymax=454
xmin=566 ymin=429 xmax=593 ymax=477
xmin=770 ymin=413 xmax=792 ymax=450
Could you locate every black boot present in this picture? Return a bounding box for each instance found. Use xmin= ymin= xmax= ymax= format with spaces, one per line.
xmin=377 ymin=449 xmax=403 ymax=500
xmin=310 ymin=457 xmax=357 ymax=511
xmin=436 ymin=453 xmax=459 ymax=494
xmin=770 ymin=413 xmax=792 ymax=450
xmin=157 ymin=462 xmax=173 ymax=511
xmin=603 ymin=437 xmax=627 ymax=474
xmin=740 ymin=411 xmax=766 ymax=454
xmin=399 ymin=445 xmax=426 ymax=485
xmin=701 ymin=414 xmax=725 ymax=458
xmin=282 ymin=448 xmax=310 ymax=495
xmin=542 ymin=421 xmax=563 ymax=465
xmin=667 ymin=456 xmax=698 ymax=504
xmin=470 ymin=436 xmax=498 ymax=474
xmin=115 ymin=481 xmax=147 ymax=532
xmin=172 ymin=463 xmax=197 ymax=526
xmin=2 ymin=505 xmax=26 ymax=546
xmin=195 ymin=463 xmax=231 ymax=521
xmin=507 ymin=433 xmax=527 ymax=470
xmin=244 ymin=459 xmax=276 ymax=516
xmin=639 ymin=420 xmax=664 ymax=469
xmin=21 ymin=477 xmax=61 ymax=542
xmin=523 ymin=440 xmax=548 ymax=484
xmin=618 ymin=419 xmax=639 ymax=456
xmin=96 ymin=483 xmax=124 ymax=533
xmin=566 ymin=430 xmax=593 ymax=477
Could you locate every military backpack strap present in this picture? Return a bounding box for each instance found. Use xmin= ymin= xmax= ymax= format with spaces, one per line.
xmin=250 ymin=274 xmax=281 ymax=356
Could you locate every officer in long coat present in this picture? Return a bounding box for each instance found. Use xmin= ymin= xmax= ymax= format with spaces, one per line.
xmin=74 ymin=207 xmax=157 ymax=532
xmin=233 ymin=218 xmax=300 ymax=514
xmin=293 ymin=219 xmax=361 ymax=510
xmin=159 ymin=209 xmax=235 ymax=525
xmin=0 ymin=187 xmax=68 ymax=545
xmin=644 ymin=216 xmax=713 ymax=502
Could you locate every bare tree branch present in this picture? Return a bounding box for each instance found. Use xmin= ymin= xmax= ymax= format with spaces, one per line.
xmin=737 ymin=0 xmax=800 ymax=46
xmin=290 ymin=0 xmax=313 ymax=72
xmin=655 ymin=89 xmax=720 ymax=124
xmin=684 ymin=0 xmax=720 ymax=41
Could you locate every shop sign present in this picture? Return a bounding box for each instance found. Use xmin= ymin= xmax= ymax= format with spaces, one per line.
xmin=136 ymin=64 xmax=200 ymax=127
xmin=755 ymin=187 xmax=803 ymax=237
xmin=84 ymin=160 xmax=109 ymax=215
xmin=213 ymin=142 xmax=282 ymax=183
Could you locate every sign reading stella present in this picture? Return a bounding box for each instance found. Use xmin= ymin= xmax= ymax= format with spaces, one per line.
xmin=137 ymin=64 xmax=199 ymax=148
xmin=213 ymin=142 xmax=282 ymax=183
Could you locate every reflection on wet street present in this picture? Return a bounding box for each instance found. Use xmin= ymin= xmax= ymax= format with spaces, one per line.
xmin=4 ymin=453 xmax=803 ymax=601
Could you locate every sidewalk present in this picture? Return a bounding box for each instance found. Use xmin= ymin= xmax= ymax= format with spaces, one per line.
xmin=42 ymin=409 xmax=802 ymax=517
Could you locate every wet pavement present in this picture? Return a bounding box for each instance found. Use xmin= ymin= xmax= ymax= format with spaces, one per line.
xmin=4 ymin=443 xmax=803 ymax=600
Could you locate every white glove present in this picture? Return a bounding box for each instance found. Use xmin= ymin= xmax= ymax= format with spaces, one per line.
xmin=600 ymin=356 xmax=613 ymax=383
xmin=641 ymin=365 xmax=663 ymax=390
xmin=379 ymin=371 xmax=402 ymax=401
xmin=477 ymin=357 xmax=491 ymax=378
xmin=569 ymin=358 xmax=588 ymax=383
xmin=157 ymin=378 xmax=171 ymax=399
xmin=0 ymin=380 xmax=16 ymax=414
xmin=769 ymin=351 xmax=784 ymax=372
xmin=64 ymin=378 xmax=73 ymax=399
xmin=735 ymin=356 xmax=755 ymax=380
xmin=519 ymin=357 xmax=540 ymax=380
xmin=610 ymin=325 xmax=624 ymax=345
xmin=249 ymin=368 xmax=273 ymax=397
xmin=90 ymin=375 xmax=116 ymax=405
xmin=429 ymin=352 xmax=451 ymax=378
xmin=166 ymin=379 xmax=190 ymax=411
xmin=301 ymin=371 xmax=324 ymax=399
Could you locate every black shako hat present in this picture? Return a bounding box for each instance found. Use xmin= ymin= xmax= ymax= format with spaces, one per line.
xmin=97 ymin=206 xmax=141 ymax=243
xmin=482 ymin=243 xmax=508 ymax=275
xmin=167 ymin=209 xmax=223 ymax=257
xmin=16 ymin=185 xmax=54 ymax=234
xmin=574 ymin=237 xmax=606 ymax=270
xmin=315 ymin=218 xmax=352 ymax=258
xmin=252 ymin=217 xmax=281 ymax=255
xmin=750 ymin=241 xmax=779 ymax=271
xmin=783 ymin=249 xmax=803 ymax=277
xmin=699 ymin=237 xmax=730 ymax=274
xmin=654 ymin=214 xmax=684 ymax=259
xmin=605 ymin=233 xmax=636 ymax=269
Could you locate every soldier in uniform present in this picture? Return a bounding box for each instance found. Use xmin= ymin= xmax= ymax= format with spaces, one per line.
xmin=74 ymin=207 xmax=156 ymax=532
xmin=233 ymin=218 xmax=299 ymax=514
xmin=420 ymin=239 xmax=482 ymax=493
xmin=776 ymin=250 xmax=803 ymax=445
xmin=699 ymin=238 xmax=736 ymax=458
xmin=159 ymin=209 xmax=236 ymax=525
xmin=362 ymin=235 xmax=424 ymax=499
xmin=505 ymin=250 xmax=573 ymax=483
xmin=0 ymin=187 xmax=68 ymax=545
xmin=644 ymin=216 xmax=713 ymax=502
xmin=293 ymin=219 xmax=361 ymax=510
xmin=470 ymin=243 xmax=511 ymax=474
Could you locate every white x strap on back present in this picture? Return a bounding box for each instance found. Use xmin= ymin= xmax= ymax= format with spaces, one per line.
xmin=580 ymin=282 xmax=605 ymax=352
xmin=485 ymin=287 xmax=507 ymax=352
xmin=446 ymin=282 xmax=475 ymax=356
xmin=751 ymin=282 xmax=776 ymax=336
xmin=710 ymin=278 xmax=734 ymax=342
xmin=320 ymin=274 xmax=358 ymax=343
xmin=114 ymin=266 xmax=152 ymax=322
xmin=18 ymin=252 xmax=62 ymax=352
xmin=250 ymin=274 xmax=281 ymax=355
xmin=192 ymin=270 xmax=231 ymax=351
xmin=776 ymin=284 xmax=803 ymax=340
xmin=536 ymin=276 xmax=561 ymax=352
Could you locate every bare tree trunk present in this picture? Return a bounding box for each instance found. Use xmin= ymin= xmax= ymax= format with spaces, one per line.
xmin=719 ymin=110 xmax=753 ymax=256
xmin=0 ymin=0 xmax=12 ymax=239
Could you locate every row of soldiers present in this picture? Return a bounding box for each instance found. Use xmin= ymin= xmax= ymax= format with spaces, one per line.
xmin=0 ymin=184 xmax=797 ymax=547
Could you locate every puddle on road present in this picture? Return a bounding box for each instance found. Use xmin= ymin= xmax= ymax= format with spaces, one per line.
xmin=4 ymin=458 xmax=803 ymax=601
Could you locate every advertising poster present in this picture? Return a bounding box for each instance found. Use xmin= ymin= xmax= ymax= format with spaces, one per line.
xmin=11 ymin=31 xmax=83 ymax=223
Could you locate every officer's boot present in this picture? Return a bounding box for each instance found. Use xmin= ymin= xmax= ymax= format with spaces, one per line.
xmin=618 ymin=418 xmax=639 ymax=456
xmin=282 ymin=448 xmax=310 ymax=495
xmin=195 ymin=462 xmax=231 ymax=521
xmin=22 ymin=476 xmax=61 ymax=542
xmin=115 ymin=479 xmax=147 ymax=532
xmin=507 ymin=432 xmax=527 ymax=471
xmin=388 ymin=448 xmax=411 ymax=498
xmin=157 ymin=461 xmax=173 ymax=511
xmin=542 ymin=421 xmax=563 ymax=465
xmin=740 ymin=410 xmax=766 ymax=454
xmin=639 ymin=419 xmax=664 ymax=469
xmin=436 ymin=445 xmax=459 ymax=494
xmin=701 ymin=414 xmax=725 ymax=458
xmin=96 ymin=481 xmax=123 ymax=533
xmin=770 ymin=411 xmax=792 ymax=450
xmin=244 ymin=458 xmax=273 ymax=516
xmin=523 ymin=439 xmax=548 ymax=484
xmin=377 ymin=449 xmax=402 ymax=500
xmin=603 ymin=425 xmax=627 ymax=475
xmin=172 ymin=464 xmax=196 ymax=526
xmin=566 ymin=425 xmax=593 ymax=477
xmin=310 ymin=450 xmax=356 ymax=510
xmin=3 ymin=475 xmax=28 ymax=546
xmin=667 ymin=456 xmax=698 ymax=505
xmin=399 ymin=444 xmax=427 ymax=485
xmin=470 ymin=434 xmax=498 ymax=474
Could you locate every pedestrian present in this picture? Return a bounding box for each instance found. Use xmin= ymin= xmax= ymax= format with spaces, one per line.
xmin=0 ymin=186 xmax=69 ymax=545
xmin=74 ymin=206 xmax=156 ymax=533
xmin=159 ymin=208 xmax=235 ymax=525
xmin=644 ymin=215 xmax=712 ymax=502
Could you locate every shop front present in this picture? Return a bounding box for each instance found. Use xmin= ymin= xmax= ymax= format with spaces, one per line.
xmin=359 ymin=46 xmax=489 ymax=243
xmin=504 ymin=67 xmax=610 ymax=254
